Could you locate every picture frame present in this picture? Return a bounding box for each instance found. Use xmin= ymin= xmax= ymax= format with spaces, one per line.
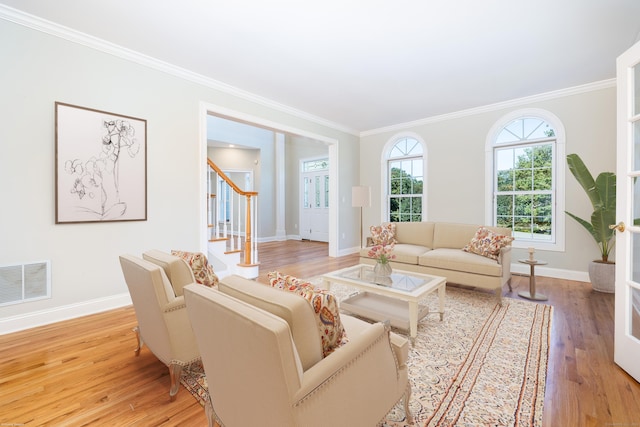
xmin=55 ymin=102 xmax=147 ymax=223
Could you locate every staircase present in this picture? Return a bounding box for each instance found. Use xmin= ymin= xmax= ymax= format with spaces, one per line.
xmin=207 ymin=158 xmax=259 ymax=279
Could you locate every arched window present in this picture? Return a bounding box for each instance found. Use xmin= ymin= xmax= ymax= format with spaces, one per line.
xmin=486 ymin=109 xmax=565 ymax=251
xmin=383 ymin=134 xmax=426 ymax=222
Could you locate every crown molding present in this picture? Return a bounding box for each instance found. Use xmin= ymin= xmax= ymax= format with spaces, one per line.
xmin=360 ymin=78 xmax=617 ymax=137
xmin=0 ymin=4 xmax=359 ymax=137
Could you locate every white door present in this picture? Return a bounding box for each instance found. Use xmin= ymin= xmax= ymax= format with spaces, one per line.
xmin=300 ymin=159 xmax=329 ymax=242
xmin=614 ymin=39 xmax=640 ymax=383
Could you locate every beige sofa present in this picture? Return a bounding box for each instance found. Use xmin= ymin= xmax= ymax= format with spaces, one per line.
xmin=184 ymin=275 xmax=413 ymax=426
xmin=360 ymin=222 xmax=513 ymax=298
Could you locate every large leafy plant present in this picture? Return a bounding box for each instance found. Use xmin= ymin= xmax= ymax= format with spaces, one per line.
xmin=565 ymin=153 xmax=616 ymax=262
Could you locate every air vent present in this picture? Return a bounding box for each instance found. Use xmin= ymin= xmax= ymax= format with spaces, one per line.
xmin=0 ymin=261 xmax=50 ymax=306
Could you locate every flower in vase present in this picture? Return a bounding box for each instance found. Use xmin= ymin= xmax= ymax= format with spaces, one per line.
xmin=368 ymin=244 xmax=396 ymax=264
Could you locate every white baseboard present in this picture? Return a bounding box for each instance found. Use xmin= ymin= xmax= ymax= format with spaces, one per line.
xmin=0 ymin=292 xmax=132 ymax=335
xmin=511 ymin=263 xmax=589 ymax=282
xmin=1 ymin=261 xmax=589 ymax=336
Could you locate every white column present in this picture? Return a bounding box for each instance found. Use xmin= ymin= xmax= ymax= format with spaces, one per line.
xmin=275 ymin=133 xmax=287 ymax=240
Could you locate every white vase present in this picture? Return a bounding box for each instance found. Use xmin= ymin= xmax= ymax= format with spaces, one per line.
xmin=374 ymin=261 xmax=392 ymax=277
xmin=588 ymin=260 xmax=615 ymax=293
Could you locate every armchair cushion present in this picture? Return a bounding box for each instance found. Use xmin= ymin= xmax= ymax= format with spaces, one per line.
xmin=170 ymin=250 xmax=219 ymax=287
xmin=218 ymin=275 xmax=324 ymax=371
xmin=268 ymin=271 xmax=348 ymax=357
xmin=142 ymin=249 xmax=195 ymax=296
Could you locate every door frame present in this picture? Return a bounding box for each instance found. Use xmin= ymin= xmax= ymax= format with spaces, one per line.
xmin=199 ymin=102 xmax=339 ymax=257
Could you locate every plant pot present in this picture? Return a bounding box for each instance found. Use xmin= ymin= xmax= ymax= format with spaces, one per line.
xmin=588 ymin=260 xmax=615 ymax=293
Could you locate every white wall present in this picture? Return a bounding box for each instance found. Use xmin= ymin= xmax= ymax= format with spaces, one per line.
xmin=0 ymin=18 xmax=359 ymax=332
xmin=360 ymin=86 xmax=617 ymax=276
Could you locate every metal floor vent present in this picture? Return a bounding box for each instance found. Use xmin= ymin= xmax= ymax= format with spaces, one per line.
xmin=0 ymin=261 xmax=50 ymax=306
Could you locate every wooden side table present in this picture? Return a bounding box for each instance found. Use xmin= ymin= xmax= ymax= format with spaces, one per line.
xmin=518 ymin=259 xmax=548 ymax=301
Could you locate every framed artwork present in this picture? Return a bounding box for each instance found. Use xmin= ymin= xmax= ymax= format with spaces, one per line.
xmin=55 ymin=102 xmax=147 ymax=223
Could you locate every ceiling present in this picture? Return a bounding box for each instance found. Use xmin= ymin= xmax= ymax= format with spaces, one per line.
xmin=2 ymin=0 xmax=640 ymax=133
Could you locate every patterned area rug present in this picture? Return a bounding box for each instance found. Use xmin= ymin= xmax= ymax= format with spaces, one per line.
xmin=181 ymin=283 xmax=552 ymax=427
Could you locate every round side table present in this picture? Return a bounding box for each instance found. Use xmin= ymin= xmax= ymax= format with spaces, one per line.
xmin=518 ymin=259 xmax=548 ymax=301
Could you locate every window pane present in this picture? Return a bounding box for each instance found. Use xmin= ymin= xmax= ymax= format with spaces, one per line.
xmin=634 ymin=63 xmax=640 ymax=116
xmin=534 ymin=167 xmax=552 ymax=190
xmin=496 ymin=215 xmax=513 ymax=229
xmin=315 ymin=176 xmax=320 ymax=208
xmin=633 ymin=176 xmax=640 ymax=221
xmin=302 ymin=177 xmax=311 ymax=208
xmin=515 ymin=169 xmax=533 ymax=191
xmin=496 ymin=195 xmax=513 ymax=216
xmin=635 ymin=120 xmax=640 ymax=170
xmin=324 ymin=175 xmax=329 ymax=208
xmin=533 ymin=194 xmax=552 ymax=217
xmin=514 ymin=194 xmax=532 ymax=216
xmin=497 ymin=169 xmax=514 ymax=191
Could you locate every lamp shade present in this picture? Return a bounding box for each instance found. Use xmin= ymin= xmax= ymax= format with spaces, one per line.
xmin=352 ymin=186 xmax=371 ymax=208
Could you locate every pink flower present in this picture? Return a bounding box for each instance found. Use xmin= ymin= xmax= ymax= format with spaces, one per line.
xmin=368 ymin=243 xmax=396 ymax=264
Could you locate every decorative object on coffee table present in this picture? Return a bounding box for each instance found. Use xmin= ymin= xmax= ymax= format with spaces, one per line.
xmin=374 ymin=259 xmax=393 ymax=278
xmin=518 ymin=258 xmax=548 ymax=301
xmin=368 ymin=242 xmax=396 ymax=278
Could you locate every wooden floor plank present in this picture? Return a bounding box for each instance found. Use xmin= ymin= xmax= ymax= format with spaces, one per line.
xmin=1 ymin=241 xmax=639 ymax=426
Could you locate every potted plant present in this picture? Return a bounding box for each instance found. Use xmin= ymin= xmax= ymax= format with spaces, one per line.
xmin=565 ymin=153 xmax=616 ymax=292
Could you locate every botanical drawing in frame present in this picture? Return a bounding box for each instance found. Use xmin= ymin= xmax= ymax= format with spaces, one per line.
xmin=55 ymin=102 xmax=147 ymax=223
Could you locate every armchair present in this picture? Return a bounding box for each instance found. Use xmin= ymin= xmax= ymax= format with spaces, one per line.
xmin=184 ymin=276 xmax=413 ymax=427
xmin=119 ymin=254 xmax=200 ymax=400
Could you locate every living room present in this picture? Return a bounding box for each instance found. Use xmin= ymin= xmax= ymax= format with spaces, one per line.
xmin=1 ymin=1 xmax=640 ymax=426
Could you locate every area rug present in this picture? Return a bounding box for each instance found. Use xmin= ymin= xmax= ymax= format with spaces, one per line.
xmin=181 ymin=283 xmax=552 ymax=427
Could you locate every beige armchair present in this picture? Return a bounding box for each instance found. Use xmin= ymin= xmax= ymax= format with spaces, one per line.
xmin=184 ymin=275 xmax=413 ymax=427
xmin=119 ymin=254 xmax=200 ymax=400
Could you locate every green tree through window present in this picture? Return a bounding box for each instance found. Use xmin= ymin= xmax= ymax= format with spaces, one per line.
xmin=494 ymin=117 xmax=556 ymax=241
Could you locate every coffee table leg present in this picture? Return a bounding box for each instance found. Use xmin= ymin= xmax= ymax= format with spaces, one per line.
xmin=408 ymin=301 xmax=418 ymax=341
xmin=321 ymin=278 xmax=331 ymax=291
xmin=438 ymin=284 xmax=445 ymax=321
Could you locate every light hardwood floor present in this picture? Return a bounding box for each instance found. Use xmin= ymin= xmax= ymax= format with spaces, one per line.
xmin=1 ymin=240 xmax=639 ymax=426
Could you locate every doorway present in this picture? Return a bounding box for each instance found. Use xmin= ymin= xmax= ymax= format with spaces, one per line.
xmin=300 ymin=157 xmax=329 ymax=242
xmin=200 ymin=103 xmax=339 ymax=257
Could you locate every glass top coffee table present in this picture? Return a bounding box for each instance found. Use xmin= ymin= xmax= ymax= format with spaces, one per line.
xmin=321 ymin=264 xmax=446 ymax=341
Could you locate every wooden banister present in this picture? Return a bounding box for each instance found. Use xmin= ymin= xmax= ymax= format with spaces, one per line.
xmin=207 ymin=159 xmax=258 ymax=197
xmin=207 ymin=158 xmax=258 ymax=266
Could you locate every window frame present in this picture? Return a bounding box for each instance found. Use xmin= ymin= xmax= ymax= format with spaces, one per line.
xmin=381 ymin=133 xmax=427 ymax=223
xmin=485 ymin=108 xmax=566 ymax=251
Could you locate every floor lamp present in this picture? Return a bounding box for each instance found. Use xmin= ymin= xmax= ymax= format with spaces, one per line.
xmin=352 ymin=186 xmax=371 ymax=248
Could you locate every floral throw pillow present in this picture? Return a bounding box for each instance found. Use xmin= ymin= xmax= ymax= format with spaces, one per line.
xmin=171 ymin=250 xmax=219 ymax=287
xmin=267 ymin=271 xmax=348 ymax=357
xmin=369 ymin=223 xmax=397 ymax=246
xmin=462 ymin=227 xmax=514 ymax=260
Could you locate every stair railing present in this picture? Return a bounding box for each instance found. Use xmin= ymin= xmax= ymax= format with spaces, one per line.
xmin=207 ymin=159 xmax=259 ymax=266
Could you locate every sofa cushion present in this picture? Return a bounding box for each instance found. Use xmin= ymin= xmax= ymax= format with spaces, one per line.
xmin=171 ymin=250 xmax=219 ymax=287
xmin=393 ymin=221 xmax=434 ymax=247
xmin=419 ymin=248 xmax=504 ymax=277
xmin=219 ymin=275 xmax=323 ymax=371
xmin=268 ymin=272 xmax=348 ymax=357
xmin=370 ymin=223 xmax=397 ymax=245
xmin=142 ymin=249 xmax=195 ymax=296
xmin=462 ymin=226 xmax=515 ymax=260
xmin=361 ymin=243 xmax=430 ymax=265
